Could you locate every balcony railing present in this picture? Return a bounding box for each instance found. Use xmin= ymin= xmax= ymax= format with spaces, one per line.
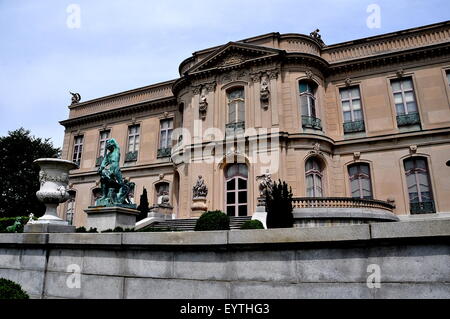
xmin=124 ymin=151 xmax=138 ymax=162
xmin=343 ymin=120 xmax=365 ymax=133
xmin=225 ymin=121 xmax=245 ymax=136
xmin=157 ymin=147 xmax=172 ymax=158
xmin=396 ymin=112 xmax=420 ymax=126
xmin=292 ymin=197 xmax=395 ymax=211
xmin=410 ymin=200 xmax=436 ymax=214
xmin=301 ymin=116 xmax=322 ymax=130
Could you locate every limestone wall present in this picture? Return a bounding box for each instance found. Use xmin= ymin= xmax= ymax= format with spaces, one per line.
xmin=0 ymin=219 xmax=449 ymax=299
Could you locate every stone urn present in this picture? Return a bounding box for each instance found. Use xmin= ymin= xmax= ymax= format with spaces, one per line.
xmin=29 ymin=158 xmax=78 ymax=226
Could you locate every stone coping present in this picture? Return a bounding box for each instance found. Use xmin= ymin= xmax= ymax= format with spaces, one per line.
xmin=0 ymin=219 xmax=448 ymax=248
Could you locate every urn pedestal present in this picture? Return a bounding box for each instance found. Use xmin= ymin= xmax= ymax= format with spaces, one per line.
xmin=24 ymin=158 xmax=78 ymax=233
xmin=191 ymin=197 xmax=207 ymax=217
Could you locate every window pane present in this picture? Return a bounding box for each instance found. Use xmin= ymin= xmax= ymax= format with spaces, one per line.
xmin=299 ymin=82 xmax=308 ymax=93
xmin=350 ymin=87 xmax=360 ymax=98
xmin=406 ymin=102 xmax=417 ymax=113
xmin=238 ymin=178 xmax=247 ymax=190
xmin=238 ymin=205 xmax=247 ymax=216
xmin=227 ymin=192 xmax=235 ymax=204
xmin=227 ymin=179 xmax=235 ymax=190
xmin=396 ymin=104 xmax=405 ymax=114
xmin=353 ymin=110 xmax=362 ymax=120
xmin=228 ymin=103 xmax=236 ymax=122
xmin=404 ymin=92 xmax=415 ymax=103
xmin=340 ymin=88 xmax=349 ymax=100
xmin=238 ymin=191 xmax=247 ymax=204
xmin=227 ymin=206 xmax=235 ymax=216
xmin=352 ymin=99 xmax=361 ymax=110
xmin=342 ymin=101 xmax=351 ymax=112
xmin=238 ymin=164 xmax=248 ymax=177
xmin=309 ymin=98 xmax=316 ymax=117
xmin=343 ymin=111 xmax=352 ymax=122
xmin=238 ymin=101 xmax=245 ymax=122
xmin=394 ymin=93 xmax=403 ymax=104
xmin=300 ymin=95 xmax=309 ymax=115
xmin=402 ymin=79 xmax=413 ymax=90
xmin=391 ymin=81 xmax=401 ymax=91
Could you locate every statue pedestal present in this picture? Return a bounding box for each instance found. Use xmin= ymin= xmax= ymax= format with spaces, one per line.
xmin=252 ymin=197 xmax=267 ymax=229
xmin=191 ymin=197 xmax=207 ymax=217
xmin=85 ymin=206 xmax=139 ymax=231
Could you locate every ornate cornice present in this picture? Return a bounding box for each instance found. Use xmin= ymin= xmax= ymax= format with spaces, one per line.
xmin=60 ymin=96 xmax=177 ymax=129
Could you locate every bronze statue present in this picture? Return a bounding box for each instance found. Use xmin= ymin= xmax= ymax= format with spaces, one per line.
xmin=70 ymin=92 xmax=81 ymax=104
xmin=95 ymin=139 xmax=136 ymax=208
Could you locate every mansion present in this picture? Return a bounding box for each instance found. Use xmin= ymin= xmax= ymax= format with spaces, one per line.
xmin=58 ymin=21 xmax=450 ymax=227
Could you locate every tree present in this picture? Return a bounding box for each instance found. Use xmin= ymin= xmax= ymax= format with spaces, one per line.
xmin=136 ymin=187 xmax=149 ymax=221
xmin=0 ymin=128 xmax=60 ymax=218
xmin=265 ymin=179 xmax=294 ymax=229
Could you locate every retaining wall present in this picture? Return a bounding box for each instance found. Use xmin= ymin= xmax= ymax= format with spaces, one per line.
xmin=0 ymin=219 xmax=449 ymax=299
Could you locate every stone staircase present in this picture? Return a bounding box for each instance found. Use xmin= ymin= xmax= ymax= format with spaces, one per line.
xmin=146 ymin=216 xmax=252 ymax=231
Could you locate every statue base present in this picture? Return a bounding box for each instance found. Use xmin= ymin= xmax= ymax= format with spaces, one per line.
xmin=252 ymin=204 xmax=267 ymax=229
xmin=85 ymin=206 xmax=139 ymax=231
xmin=191 ymin=197 xmax=207 ymax=217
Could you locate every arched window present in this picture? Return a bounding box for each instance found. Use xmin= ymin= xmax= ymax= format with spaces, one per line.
xmin=226 ymin=87 xmax=245 ymax=135
xmin=404 ymin=157 xmax=435 ymax=214
xmin=155 ymin=182 xmax=170 ymax=205
xmin=225 ymin=164 xmax=248 ymax=217
xmin=348 ymin=163 xmax=372 ymax=199
xmin=299 ymin=81 xmax=321 ymax=130
xmin=305 ymin=157 xmax=323 ymax=197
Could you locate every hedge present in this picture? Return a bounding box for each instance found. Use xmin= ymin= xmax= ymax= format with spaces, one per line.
xmin=0 ymin=278 xmax=29 ymax=299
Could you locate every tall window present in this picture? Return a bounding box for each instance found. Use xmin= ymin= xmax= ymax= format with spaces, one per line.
xmin=299 ymin=81 xmax=321 ymax=130
xmin=128 ymin=125 xmax=140 ymax=153
xmin=348 ymin=163 xmax=372 ymax=199
xmin=391 ymin=78 xmax=420 ymax=126
xmin=446 ymin=70 xmax=450 ymax=87
xmin=340 ymin=86 xmax=365 ymax=133
xmin=226 ymin=87 xmax=245 ymax=135
xmin=158 ymin=119 xmax=173 ymax=158
xmin=404 ymin=157 xmax=435 ymax=214
xmin=305 ymin=157 xmax=323 ymax=197
xmin=96 ymin=130 xmax=110 ymax=166
xmin=225 ymin=164 xmax=248 ymax=217
xmin=126 ymin=125 xmax=140 ymax=162
xmin=72 ymin=136 xmax=83 ymax=166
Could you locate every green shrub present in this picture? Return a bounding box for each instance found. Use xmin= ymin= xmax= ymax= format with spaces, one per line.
xmin=195 ymin=210 xmax=230 ymax=231
xmin=265 ymin=180 xmax=294 ymax=229
xmin=75 ymin=226 xmax=87 ymax=233
xmin=101 ymin=227 xmax=134 ymax=233
xmin=240 ymin=220 xmax=264 ymax=230
xmin=0 ymin=217 xmax=30 ymax=233
xmin=0 ymin=278 xmax=29 ymax=299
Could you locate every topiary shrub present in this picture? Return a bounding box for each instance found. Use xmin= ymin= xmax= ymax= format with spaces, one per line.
xmin=240 ymin=219 xmax=264 ymax=230
xmin=0 ymin=278 xmax=29 ymax=299
xmin=265 ymin=179 xmax=294 ymax=229
xmin=195 ymin=210 xmax=230 ymax=231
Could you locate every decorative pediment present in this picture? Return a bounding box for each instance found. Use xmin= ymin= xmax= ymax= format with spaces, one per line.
xmin=187 ymin=42 xmax=283 ymax=74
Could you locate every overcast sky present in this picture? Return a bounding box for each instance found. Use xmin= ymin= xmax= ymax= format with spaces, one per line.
xmin=0 ymin=0 xmax=449 ymax=148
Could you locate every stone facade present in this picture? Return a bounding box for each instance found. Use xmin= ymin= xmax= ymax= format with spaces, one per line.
xmin=59 ymin=21 xmax=450 ymax=227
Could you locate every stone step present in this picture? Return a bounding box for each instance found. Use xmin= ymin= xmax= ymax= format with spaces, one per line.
xmin=146 ymin=216 xmax=252 ymax=231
